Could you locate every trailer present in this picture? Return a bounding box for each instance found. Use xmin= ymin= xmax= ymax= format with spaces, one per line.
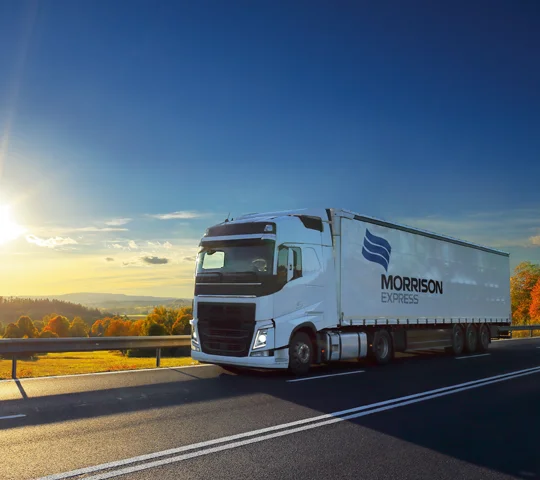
xmin=190 ymin=208 xmax=510 ymax=375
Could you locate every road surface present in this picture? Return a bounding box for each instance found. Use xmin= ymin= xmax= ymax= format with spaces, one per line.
xmin=0 ymin=337 xmax=539 ymax=480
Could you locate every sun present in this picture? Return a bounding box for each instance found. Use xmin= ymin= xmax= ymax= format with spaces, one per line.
xmin=0 ymin=205 xmax=26 ymax=245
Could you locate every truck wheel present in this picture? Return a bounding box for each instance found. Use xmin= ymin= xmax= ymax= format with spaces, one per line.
xmin=464 ymin=324 xmax=478 ymax=353
xmin=451 ymin=325 xmax=465 ymax=356
xmin=289 ymin=332 xmax=313 ymax=376
xmin=373 ymin=330 xmax=393 ymax=365
xmin=477 ymin=324 xmax=490 ymax=352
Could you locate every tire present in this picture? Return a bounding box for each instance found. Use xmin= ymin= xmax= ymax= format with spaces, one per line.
xmin=464 ymin=324 xmax=478 ymax=353
xmin=372 ymin=330 xmax=393 ymax=365
xmin=451 ymin=324 xmax=465 ymax=356
xmin=289 ymin=332 xmax=313 ymax=376
xmin=477 ymin=324 xmax=490 ymax=352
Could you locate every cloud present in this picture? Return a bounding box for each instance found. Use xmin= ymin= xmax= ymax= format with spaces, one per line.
xmin=142 ymin=256 xmax=169 ymax=265
xmin=163 ymin=241 xmax=173 ymax=249
xmin=183 ymin=256 xmax=196 ymax=262
xmin=26 ymin=235 xmax=78 ymax=249
xmin=105 ymin=257 xmax=115 ymax=262
xmin=530 ymin=236 xmax=540 ymax=246
xmin=111 ymin=244 xmax=123 ymax=249
xmin=123 ymin=255 xmax=170 ymax=266
xmin=76 ymin=227 xmax=129 ymax=232
xmin=150 ymin=211 xmax=209 ymax=220
xmin=147 ymin=241 xmax=174 ymax=249
xmin=105 ymin=218 xmax=132 ymax=226
xmin=128 ymin=240 xmax=138 ymax=249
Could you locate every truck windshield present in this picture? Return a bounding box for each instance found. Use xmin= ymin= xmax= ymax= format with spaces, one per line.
xmin=197 ymin=240 xmax=275 ymax=276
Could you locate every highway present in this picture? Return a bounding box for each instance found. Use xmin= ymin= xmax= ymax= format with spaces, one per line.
xmin=0 ymin=337 xmax=539 ymax=480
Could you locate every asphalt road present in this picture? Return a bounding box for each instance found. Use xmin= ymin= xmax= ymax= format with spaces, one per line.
xmin=1 ymin=337 xmax=539 ymax=480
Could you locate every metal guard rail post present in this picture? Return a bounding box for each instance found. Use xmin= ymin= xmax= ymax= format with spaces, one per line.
xmin=0 ymin=335 xmax=191 ymax=379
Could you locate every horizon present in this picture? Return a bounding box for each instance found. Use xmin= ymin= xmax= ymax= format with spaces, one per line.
xmin=1 ymin=1 xmax=540 ymax=297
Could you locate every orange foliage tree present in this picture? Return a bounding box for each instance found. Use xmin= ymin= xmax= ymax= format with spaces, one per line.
xmin=43 ymin=315 xmax=71 ymax=337
xmin=511 ymin=262 xmax=540 ymax=324
xmin=104 ymin=319 xmax=131 ymax=337
xmin=69 ymin=317 xmax=89 ymax=337
xmin=529 ymin=278 xmax=540 ymax=322
xmin=129 ymin=319 xmax=144 ymax=336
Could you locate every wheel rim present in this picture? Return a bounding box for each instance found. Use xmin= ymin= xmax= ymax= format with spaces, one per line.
xmin=468 ymin=328 xmax=476 ymax=348
xmin=481 ymin=328 xmax=489 ymax=346
xmin=296 ymin=343 xmax=310 ymax=364
xmin=376 ymin=336 xmax=389 ymax=359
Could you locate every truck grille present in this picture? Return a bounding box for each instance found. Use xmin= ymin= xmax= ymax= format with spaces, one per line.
xmin=197 ymin=302 xmax=256 ymax=357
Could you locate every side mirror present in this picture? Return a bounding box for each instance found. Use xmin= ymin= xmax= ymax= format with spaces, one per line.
xmin=287 ymin=248 xmax=294 ymax=282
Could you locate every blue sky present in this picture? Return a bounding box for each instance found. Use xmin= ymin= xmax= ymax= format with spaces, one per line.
xmin=0 ymin=0 xmax=539 ymax=297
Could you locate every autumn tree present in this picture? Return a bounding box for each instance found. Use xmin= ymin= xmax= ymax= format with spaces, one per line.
xmin=105 ymin=319 xmax=131 ymax=337
xmin=147 ymin=306 xmax=177 ymax=333
xmin=0 ymin=321 xmax=5 ymax=337
xmin=90 ymin=317 xmax=117 ymax=337
xmin=128 ymin=319 xmax=144 ymax=336
xmin=70 ymin=317 xmax=89 ymax=337
xmin=172 ymin=314 xmax=191 ymax=335
xmin=529 ymin=278 xmax=540 ymax=322
xmin=16 ymin=316 xmax=38 ymax=338
xmin=510 ymin=262 xmax=540 ymax=324
xmin=33 ymin=320 xmax=44 ymax=333
xmin=39 ymin=330 xmax=59 ymax=338
xmin=3 ymin=323 xmax=22 ymax=338
xmin=43 ymin=315 xmax=71 ymax=337
xmin=144 ymin=320 xmax=168 ymax=336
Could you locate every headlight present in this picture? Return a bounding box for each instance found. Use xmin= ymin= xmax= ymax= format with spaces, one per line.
xmin=191 ymin=320 xmax=199 ymax=345
xmin=253 ymin=328 xmax=269 ymax=350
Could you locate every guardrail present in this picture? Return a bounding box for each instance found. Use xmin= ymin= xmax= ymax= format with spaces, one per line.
xmin=0 ymin=335 xmax=191 ymax=379
xmin=498 ymin=325 xmax=540 ymax=338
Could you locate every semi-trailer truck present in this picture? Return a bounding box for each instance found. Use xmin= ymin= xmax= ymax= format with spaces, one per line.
xmin=190 ymin=208 xmax=510 ymax=375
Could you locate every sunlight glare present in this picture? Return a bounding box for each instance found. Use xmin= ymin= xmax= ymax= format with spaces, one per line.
xmin=0 ymin=205 xmax=26 ymax=245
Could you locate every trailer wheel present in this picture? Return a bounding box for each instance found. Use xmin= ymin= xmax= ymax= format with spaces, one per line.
xmin=477 ymin=324 xmax=490 ymax=352
xmin=373 ymin=330 xmax=393 ymax=365
xmin=451 ymin=324 xmax=465 ymax=356
xmin=464 ymin=324 xmax=478 ymax=353
xmin=289 ymin=332 xmax=312 ymax=376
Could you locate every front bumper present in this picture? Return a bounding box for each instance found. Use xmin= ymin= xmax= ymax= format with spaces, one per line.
xmin=191 ymin=349 xmax=289 ymax=369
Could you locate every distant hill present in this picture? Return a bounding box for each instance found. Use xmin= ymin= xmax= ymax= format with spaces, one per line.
xmin=0 ymin=297 xmax=107 ymax=326
xmin=20 ymin=293 xmax=192 ymax=316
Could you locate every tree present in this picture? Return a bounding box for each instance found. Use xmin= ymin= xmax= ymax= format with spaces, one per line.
xmin=16 ymin=315 xmax=38 ymax=338
xmin=3 ymin=323 xmax=22 ymax=338
xmin=104 ymin=319 xmax=131 ymax=337
xmin=144 ymin=320 xmax=168 ymax=336
xmin=43 ymin=315 xmax=71 ymax=337
xmin=529 ymin=278 xmax=540 ymax=322
xmin=129 ymin=319 xmax=144 ymax=336
xmin=510 ymin=262 xmax=540 ymax=324
xmin=0 ymin=321 xmax=4 ymax=337
xmin=171 ymin=314 xmax=191 ymax=335
xmin=70 ymin=317 xmax=89 ymax=337
xmin=90 ymin=317 xmax=116 ymax=337
xmin=146 ymin=306 xmax=178 ymax=333
xmin=33 ymin=320 xmax=44 ymax=333
xmin=39 ymin=330 xmax=58 ymax=338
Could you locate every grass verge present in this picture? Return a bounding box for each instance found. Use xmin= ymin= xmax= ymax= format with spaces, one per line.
xmin=0 ymin=351 xmax=198 ymax=379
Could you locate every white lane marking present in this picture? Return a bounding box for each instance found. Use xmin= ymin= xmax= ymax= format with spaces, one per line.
xmin=536 ymin=347 xmax=540 ymax=349
xmin=70 ymin=366 xmax=540 ymax=480
xmin=0 ymin=414 xmax=26 ymax=421
xmin=0 ymin=364 xmax=212 ymax=383
xmin=455 ymin=354 xmax=491 ymax=360
xmin=39 ymin=364 xmax=540 ymax=480
xmin=287 ymin=370 xmax=365 ymax=383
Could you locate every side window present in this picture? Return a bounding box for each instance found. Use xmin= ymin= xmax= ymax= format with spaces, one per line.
xmin=277 ymin=246 xmax=288 ymax=283
xmin=302 ymin=247 xmax=321 ymax=276
xmin=276 ymin=245 xmax=302 ymax=282
xmin=291 ymin=247 xmax=302 ymax=280
xmin=201 ymin=250 xmax=225 ymax=270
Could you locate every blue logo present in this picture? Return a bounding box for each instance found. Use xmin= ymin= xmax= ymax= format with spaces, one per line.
xmin=362 ymin=229 xmax=392 ymax=272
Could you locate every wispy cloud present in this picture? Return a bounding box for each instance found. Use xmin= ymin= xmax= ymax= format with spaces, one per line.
xmin=128 ymin=240 xmax=138 ymax=249
xmin=147 ymin=241 xmax=174 ymax=249
xmin=122 ymin=255 xmax=170 ymax=266
xmin=105 ymin=218 xmax=132 ymax=226
xmin=76 ymin=226 xmax=129 ymax=232
xmin=149 ymin=211 xmax=209 ymax=220
xmin=26 ymin=235 xmax=78 ymax=249
xmin=142 ymin=256 xmax=169 ymax=265
xmin=111 ymin=244 xmax=123 ymax=249
xmin=183 ymin=256 xmax=196 ymax=262
xmin=105 ymin=257 xmax=115 ymax=262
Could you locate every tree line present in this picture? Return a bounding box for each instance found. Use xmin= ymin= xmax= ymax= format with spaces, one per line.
xmin=0 ymin=306 xmax=193 ymax=339
xmin=0 ymin=297 xmax=106 ymax=326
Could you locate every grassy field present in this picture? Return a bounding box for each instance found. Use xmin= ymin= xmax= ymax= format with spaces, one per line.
xmin=0 ymin=351 xmax=198 ymax=379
